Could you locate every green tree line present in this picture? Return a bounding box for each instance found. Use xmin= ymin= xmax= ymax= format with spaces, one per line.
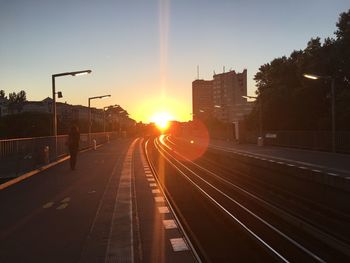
xmin=246 ymin=9 xmax=350 ymax=131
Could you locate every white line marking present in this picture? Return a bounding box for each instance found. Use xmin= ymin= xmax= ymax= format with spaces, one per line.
xmin=170 ymin=238 xmax=189 ymax=252
xmin=158 ymin=206 xmax=170 ymax=213
xmin=0 ymin=155 xmax=70 ymax=190
xmin=149 ymin=183 xmax=157 ymax=187
xmin=299 ymin=166 xmax=307 ymax=170
xmin=155 ymin=139 xmax=323 ymax=263
xmin=163 ymin=220 xmax=177 ymax=229
xmin=312 ymin=169 xmax=321 ymax=173
xmin=287 ymin=164 xmax=295 ymax=167
xmin=154 ymin=196 xmax=165 ymax=202
xmin=61 ymin=197 xmax=70 ymax=203
xmin=43 ymin=202 xmax=54 ymax=209
xmin=152 ymin=189 xmax=160 ymax=194
xmin=147 ymin=178 xmax=155 ymax=182
xmin=327 ymin=172 xmax=338 ymax=176
xmin=146 ymin=174 xmax=153 ymax=178
xmin=269 ymin=160 xmax=276 ymax=163
xmin=56 ymin=203 xmax=69 ymax=210
xmin=105 ymin=139 xmax=137 ymax=262
xmin=277 ymin=162 xmax=284 ymax=165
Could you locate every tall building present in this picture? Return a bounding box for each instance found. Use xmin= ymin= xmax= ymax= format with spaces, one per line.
xmin=192 ymin=69 xmax=252 ymax=123
xmin=213 ymin=69 xmax=247 ymax=122
xmin=192 ymin=79 xmax=213 ymax=121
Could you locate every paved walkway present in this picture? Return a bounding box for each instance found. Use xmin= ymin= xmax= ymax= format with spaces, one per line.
xmin=0 ymin=138 xmax=196 ymax=263
xmin=206 ymin=139 xmax=350 ymax=177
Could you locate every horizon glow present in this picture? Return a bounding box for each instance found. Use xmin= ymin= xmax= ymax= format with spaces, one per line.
xmin=0 ymin=1 xmax=348 ymax=123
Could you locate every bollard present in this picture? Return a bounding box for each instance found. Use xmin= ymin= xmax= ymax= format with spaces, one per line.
xmin=44 ymin=146 xmax=50 ymax=164
xmin=257 ymin=137 xmax=264 ymax=147
xmin=93 ymin=139 xmax=97 ymax=150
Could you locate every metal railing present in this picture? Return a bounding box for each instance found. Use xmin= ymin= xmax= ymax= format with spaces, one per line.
xmin=0 ymin=132 xmax=118 ymax=180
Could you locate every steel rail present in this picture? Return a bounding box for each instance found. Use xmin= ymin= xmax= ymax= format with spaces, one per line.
xmin=144 ymin=138 xmax=203 ymax=263
xmin=156 ymin=136 xmax=327 ymax=263
xmin=154 ymin=137 xmax=290 ymax=262
xmin=166 ymin=136 xmax=350 ymax=256
xmin=167 ymin=136 xmax=350 ymax=223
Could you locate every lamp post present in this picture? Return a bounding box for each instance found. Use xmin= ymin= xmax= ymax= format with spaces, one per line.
xmin=242 ymin=95 xmax=262 ymax=137
xmin=213 ymin=105 xmax=222 ymax=121
xmin=190 ymin=109 xmax=205 ymax=121
xmin=52 ymin=69 xmax=91 ymax=158
xmin=103 ymin=104 xmax=119 ymax=132
xmin=303 ymin=73 xmax=336 ymax=152
xmin=118 ymin=109 xmax=127 ymax=137
xmin=88 ymin=95 xmax=111 ymax=146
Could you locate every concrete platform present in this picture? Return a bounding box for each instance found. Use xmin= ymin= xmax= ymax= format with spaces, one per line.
xmin=176 ymin=136 xmax=350 ymax=192
xmin=208 ymin=138 xmax=350 ymax=177
xmin=0 ymin=138 xmax=197 ymax=263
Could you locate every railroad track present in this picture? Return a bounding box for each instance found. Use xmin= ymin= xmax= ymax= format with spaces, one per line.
xmin=145 ymin=135 xmax=350 ymax=262
xmin=167 ymin=136 xmax=350 ymax=245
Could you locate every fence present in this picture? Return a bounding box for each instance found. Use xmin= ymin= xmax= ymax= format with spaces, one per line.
xmin=245 ymin=131 xmax=350 ymax=153
xmin=0 ymin=132 xmax=117 ymax=180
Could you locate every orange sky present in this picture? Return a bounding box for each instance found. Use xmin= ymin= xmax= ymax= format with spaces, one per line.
xmin=1 ymin=1 xmax=347 ymax=123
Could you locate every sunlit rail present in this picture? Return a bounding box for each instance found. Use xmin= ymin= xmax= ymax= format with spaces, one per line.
xmin=150 ymin=135 xmax=329 ymax=262
xmin=143 ymin=138 xmax=203 ymax=263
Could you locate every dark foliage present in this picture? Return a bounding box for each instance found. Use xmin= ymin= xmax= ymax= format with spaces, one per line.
xmin=0 ymin=112 xmax=51 ymax=139
xmin=8 ymin=90 xmax=27 ymax=114
xmin=247 ymin=9 xmax=350 ymax=131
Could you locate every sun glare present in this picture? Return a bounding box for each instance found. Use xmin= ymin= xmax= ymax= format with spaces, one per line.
xmin=151 ymin=112 xmax=173 ymax=131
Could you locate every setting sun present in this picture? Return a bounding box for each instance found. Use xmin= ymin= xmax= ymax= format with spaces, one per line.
xmin=150 ymin=112 xmax=173 ymax=131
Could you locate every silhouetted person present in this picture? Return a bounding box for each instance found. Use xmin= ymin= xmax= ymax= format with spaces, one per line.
xmin=68 ymin=125 xmax=80 ymax=170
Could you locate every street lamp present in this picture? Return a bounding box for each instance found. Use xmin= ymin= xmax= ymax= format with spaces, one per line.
xmin=242 ymin=95 xmax=263 ymax=139
xmin=52 ymin=69 xmax=91 ymax=158
xmin=88 ymin=95 xmax=111 ymax=146
xmin=190 ymin=109 xmax=205 ymax=120
xmin=103 ymin=104 xmax=119 ymax=132
xmin=117 ymin=109 xmax=128 ymax=137
xmin=303 ymin=73 xmax=336 ymax=152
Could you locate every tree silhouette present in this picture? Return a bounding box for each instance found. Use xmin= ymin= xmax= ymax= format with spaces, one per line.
xmin=0 ymin=90 xmax=5 ymax=99
xmin=8 ymin=90 xmax=27 ymax=114
xmin=249 ymin=9 xmax=350 ymax=131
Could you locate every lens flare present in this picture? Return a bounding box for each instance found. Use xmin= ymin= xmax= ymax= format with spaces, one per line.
xmin=151 ymin=112 xmax=173 ymax=131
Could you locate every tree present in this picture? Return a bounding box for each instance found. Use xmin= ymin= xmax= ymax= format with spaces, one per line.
xmin=8 ymin=90 xmax=27 ymax=113
xmin=248 ymin=9 xmax=350 ymax=132
xmin=335 ymin=9 xmax=350 ymax=40
xmin=17 ymin=90 xmax=26 ymax=102
xmin=0 ymin=90 xmax=5 ymax=99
